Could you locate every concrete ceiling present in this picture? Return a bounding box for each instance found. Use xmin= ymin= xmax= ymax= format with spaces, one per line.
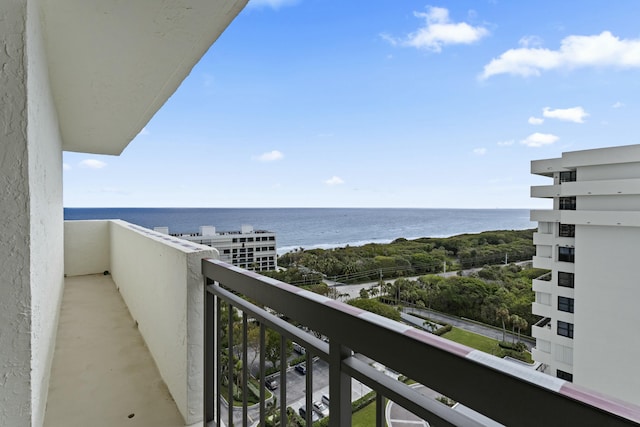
xmin=41 ymin=0 xmax=247 ymax=155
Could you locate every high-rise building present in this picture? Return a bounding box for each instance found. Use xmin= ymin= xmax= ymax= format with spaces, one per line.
xmin=156 ymin=225 xmax=277 ymax=272
xmin=530 ymin=143 xmax=640 ymax=405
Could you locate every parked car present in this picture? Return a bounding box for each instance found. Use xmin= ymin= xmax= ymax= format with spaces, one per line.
xmin=265 ymin=378 xmax=277 ymax=390
xmin=292 ymin=342 xmax=306 ymax=354
xmin=299 ymin=406 xmax=321 ymax=422
xmin=321 ymin=394 xmax=330 ymax=406
xmin=312 ymin=400 xmax=329 ymax=418
xmin=294 ymin=363 xmax=306 ymax=375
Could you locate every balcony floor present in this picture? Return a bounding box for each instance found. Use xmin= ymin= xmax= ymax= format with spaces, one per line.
xmin=44 ymin=274 xmax=185 ymax=426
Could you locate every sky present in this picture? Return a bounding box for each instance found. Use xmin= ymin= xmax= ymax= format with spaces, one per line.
xmin=63 ymin=0 xmax=640 ymax=209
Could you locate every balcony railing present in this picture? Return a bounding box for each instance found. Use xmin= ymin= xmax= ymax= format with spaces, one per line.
xmin=203 ymin=259 xmax=640 ymax=427
xmin=536 ymin=271 xmax=552 ymax=281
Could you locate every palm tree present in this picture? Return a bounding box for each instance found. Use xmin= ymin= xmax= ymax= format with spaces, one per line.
xmin=495 ymin=307 xmax=510 ymax=343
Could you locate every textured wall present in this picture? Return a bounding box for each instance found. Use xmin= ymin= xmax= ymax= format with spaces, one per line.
xmin=0 ymin=2 xmax=33 ymax=425
xmin=0 ymin=2 xmax=65 ymax=425
xmin=26 ymin=0 xmax=65 ymax=424
xmin=64 ymin=221 xmax=110 ymax=276
xmin=109 ymin=221 xmax=216 ymax=424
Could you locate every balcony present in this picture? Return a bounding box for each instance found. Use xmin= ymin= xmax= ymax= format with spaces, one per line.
xmin=203 ymin=260 xmax=640 ymax=427
xmin=45 ymin=220 xmax=217 ymax=426
xmin=531 ymin=184 xmax=561 ymax=198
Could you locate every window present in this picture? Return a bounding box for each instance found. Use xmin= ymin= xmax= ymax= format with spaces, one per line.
xmin=559 ymin=171 xmax=577 ymax=183
xmin=223 ymin=249 xmax=230 ymax=254
xmin=557 ymin=321 xmax=574 ymax=338
xmin=248 ymin=238 xmax=254 ymax=242
xmin=559 ymin=197 xmax=576 ymax=210
xmin=558 ymin=247 xmax=575 ymax=263
xmin=557 ymin=370 xmax=573 ymax=382
xmin=240 ymin=238 xmax=246 ymax=243
xmin=232 ymin=238 xmax=238 ymax=243
xmin=559 ymin=223 xmax=575 ymax=237
xmin=558 ymin=272 xmax=575 ymax=288
xmin=269 ymin=236 xmax=275 ymax=241
xmin=558 ymin=296 xmax=574 ymax=313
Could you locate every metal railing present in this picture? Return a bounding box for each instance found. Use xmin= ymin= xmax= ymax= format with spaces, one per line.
xmin=203 ymin=259 xmax=640 ymax=427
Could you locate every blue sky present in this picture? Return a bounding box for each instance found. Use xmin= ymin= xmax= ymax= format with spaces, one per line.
xmin=64 ymin=0 xmax=640 ymax=208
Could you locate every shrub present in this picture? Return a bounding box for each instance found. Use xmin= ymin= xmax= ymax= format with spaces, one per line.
xmin=433 ymin=324 xmax=452 ymax=336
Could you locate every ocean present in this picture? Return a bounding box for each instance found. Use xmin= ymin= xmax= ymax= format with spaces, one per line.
xmin=64 ymin=208 xmax=534 ymax=254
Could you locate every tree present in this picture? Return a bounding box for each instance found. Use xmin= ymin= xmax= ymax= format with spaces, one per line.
xmin=495 ymin=307 xmax=510 ymax=343
xmin=347 ymin=298 xmax=402 ymax=321
xmin=264 ymin=329 xmax=292 ymax=370
xmin=511 ymin=314 xmax=528 ymax=343
xmin=359 ymin=288 xmax=369 ymax=299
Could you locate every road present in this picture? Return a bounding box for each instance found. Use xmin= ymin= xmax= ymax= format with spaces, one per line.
xmin=328 ymin=261 xmax=536 ymax=349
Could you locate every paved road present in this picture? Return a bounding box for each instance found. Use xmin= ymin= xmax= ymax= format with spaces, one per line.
xmin=328 ymin=261 xmax=536 ymax=349
xmin=402 ymin=306 xmax=535 ymax=349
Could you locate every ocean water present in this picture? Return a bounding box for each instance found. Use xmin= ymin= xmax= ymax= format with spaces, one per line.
xmin=64 ymin=208 xmax=534 ymax=254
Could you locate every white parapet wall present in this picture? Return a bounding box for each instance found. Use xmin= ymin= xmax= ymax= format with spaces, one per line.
xmin=64 ymin=220 xmax=111 ymax=276
xmin=64 ymin=220 xmax=217 ymax=424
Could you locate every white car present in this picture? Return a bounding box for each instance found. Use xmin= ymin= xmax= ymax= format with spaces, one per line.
xmin=312 ymin=400 xmax=329 ymax=418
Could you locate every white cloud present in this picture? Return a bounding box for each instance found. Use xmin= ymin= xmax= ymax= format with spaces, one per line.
xmin=497 ymin=140 xmax=514 ymax=146
xmin=543 ymin=106 xmax=589 ymax=123
xmin=481 ymin=31 xmax=640 ymax=79
xmin=473 ymin=148 xmax=487 ymax=155
xmin=612 ymin=101 xmax=625 ymax=108
xmin=79 ymin=159 xmax=107 ymax=169
xmin=520 ymin=132 xmax=559 ymax=148
xmin=325 ymin=176 xmax=344 ymax=185
xmin=255 ymin=150 xmax=284 ymax=162
xmin=248 ymin=0 xmax=299 ymax=9
xmin=63 ymin=163 xmax=71 ymax=171
xmin=383 ymin=6 xmax=488 ymax=52
xmin=528 ymin=116 xmax=544 ymax=125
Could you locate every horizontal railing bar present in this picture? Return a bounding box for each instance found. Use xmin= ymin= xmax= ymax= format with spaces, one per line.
xmin=203 ymin=259 xmax=640 ymax=427
xmin=207 ymin=282 xmax=329 ymax=358
xmin=342 ymin=356 xmax=482 ymax=427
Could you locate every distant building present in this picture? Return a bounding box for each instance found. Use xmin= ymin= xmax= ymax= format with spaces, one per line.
xmin=156 ymin=225 xmax=277 ymax=272
xmin=530 ymin=144 xmax=640 ymax=405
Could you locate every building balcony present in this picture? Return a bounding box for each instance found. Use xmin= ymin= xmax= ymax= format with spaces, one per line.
xmin=531 ymin=209 xmax=560 ymax=222
xmin=203 ymin=260 xmax=640 ymax=427
xmin=533 ymin=231 xmax=555 ymax=246
xmin=532 ymin=302 xmax=552 ymax=319
xmin=45 ymin=220 xmax=217 ymax=426
xmin=531 ymin=184 xmax=561 ymax=198
xmin=533 ymin=255 xmax=554 ymax=270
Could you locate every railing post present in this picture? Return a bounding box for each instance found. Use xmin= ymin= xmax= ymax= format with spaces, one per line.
xmin=376 ymin=394 xmax=385 ymax=427
xmin=329 ymin=342 xmax=352 ymax=427
xmin=204 ymin=280 xmax=215 ymax=423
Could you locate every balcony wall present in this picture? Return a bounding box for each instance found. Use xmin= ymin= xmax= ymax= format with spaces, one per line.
xmin=64 ymin=220 xmax=217 ymax=424
xmin=531 ymin=209 xmax=560 ymax=222
xmin=531 ymin=184 xmax=561 ymax=198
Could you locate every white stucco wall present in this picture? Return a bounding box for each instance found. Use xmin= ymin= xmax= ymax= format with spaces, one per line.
xmin=0 ymin=2 xmax=32 ymax=424
xmin=109 ymin=221 xmax=216 ymax=424
xmin=64 ymin=220 xmax=110 ymax=276
xmin=27 ymin=0 xmax=66 ymax=422
xmin=573 ymin=225 xmax=640 ymax=405
xmin=1 ymin=1 xmax=65 ymax=425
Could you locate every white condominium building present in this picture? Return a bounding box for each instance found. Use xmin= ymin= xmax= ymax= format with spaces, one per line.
xmin=530 ymin=143 xmax=640 ymax=405
xmin=156 ymin=225 xmax=277 ymax=272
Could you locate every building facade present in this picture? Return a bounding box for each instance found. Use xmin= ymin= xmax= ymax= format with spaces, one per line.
xmin=157 ymin=225 xmax=277 ymax=272
xmin=530 ymin=144 xmax=640 ymax=405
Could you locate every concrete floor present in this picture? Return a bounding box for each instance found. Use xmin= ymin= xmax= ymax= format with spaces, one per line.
xmin=44 ymin=274 xmax=185 ymax=427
